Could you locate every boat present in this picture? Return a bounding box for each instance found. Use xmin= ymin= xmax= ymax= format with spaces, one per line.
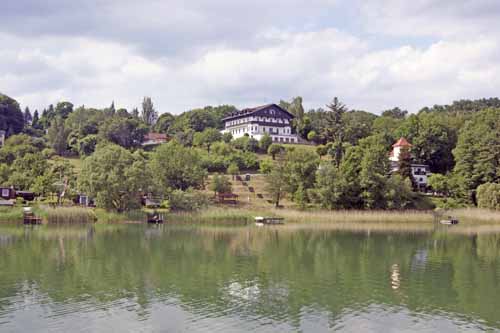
xmin=23 ymin=207 xmax=42 ymax=225
xmin=440 ymin=216 xmax=459 ymax=225
xmin=254 ymin=216 xmax=284 ymax=226
xmin=146 ymin=211 xmax=164 ymax=224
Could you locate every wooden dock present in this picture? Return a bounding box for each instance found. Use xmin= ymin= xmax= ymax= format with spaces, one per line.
xmin=23 ymin=208 xmax=42 ymax=225
xmin=254 ymin=216 xmax=284 ymax=226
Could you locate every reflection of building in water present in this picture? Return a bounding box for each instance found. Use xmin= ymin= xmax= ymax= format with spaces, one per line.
xmin=391 ymin=264 xmax=401 ymax=290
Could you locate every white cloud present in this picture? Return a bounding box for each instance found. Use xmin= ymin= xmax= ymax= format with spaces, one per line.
xmin=1 ymin=1 xmax=500 ymax=114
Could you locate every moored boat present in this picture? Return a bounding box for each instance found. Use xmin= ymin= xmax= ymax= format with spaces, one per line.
xmin=254 ymin=216 xmax=284 ymax=226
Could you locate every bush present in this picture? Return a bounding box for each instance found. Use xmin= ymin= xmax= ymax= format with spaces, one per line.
xmin=477 ymin=183 xmax=500 ymax=210
xmin=168 ymin=189 xmax=209 ymax=211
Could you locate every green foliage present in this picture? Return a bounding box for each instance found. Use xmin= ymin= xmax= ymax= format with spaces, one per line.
xmin=453 ymin=108 xmax=500 ymax=202
xmin=259 ymin=159 xmax=274 ymax=174
xmin=360 ymin=139 xmax=389 ymax=209
xmin=47 ymin=116 xmax=70 ymax=155
xmin=227 ymin=163 xmax=240 ymax=179
xmin=209 ymin=174 xmax=232 ymax=196
xmin=150 ymin=141 xmax=206 ymax=193
xmin=381 ymin=107 xmax=408 ymax=119
xmin=168 ymin=105 xmax=237 ymax=134
xmin=78 ymin=144 xmax=150 ymax=211
xmin=193 ymin=128 xmax=222 ymax=152
xmin=307 ymin=130 xmax=318 ymax=142
xmin=264 ymin=158 xmax=288 ymax=207
xmin=168 ymin=189 xmax=209 ymax=211
xmin=267 ymin=143 xmax=284 ymax=160
xmin=476 ymin=183 xmax=500 ymax=210
xmin=259 ymin=133 xmax=272 ymax=153
xmin=222 ymin=132 xmax=233 ymax=143
xmin=231 ymin=136 xmax=259 ymax=152
xmin=315 ymin=145 xmax=328 ymax=158
xmin=0 ymin=93 xmax=24 ymax=136
xmin=155 ymin=112 xmax=175 ymax=133
xmin=141 ymin=97 xmax=158 ymax=126
xmin=99 ymin=116 xmax=148 ymax=149
xmin=281 ymin=147 xmax=320 ymax=205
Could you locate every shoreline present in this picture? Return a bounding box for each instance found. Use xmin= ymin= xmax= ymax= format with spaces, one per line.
xmin=1 ymin=205 xmax=500 ymax=227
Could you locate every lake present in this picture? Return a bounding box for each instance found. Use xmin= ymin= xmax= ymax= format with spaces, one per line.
xmin=1 ymin=223 xmax=499 ymax=332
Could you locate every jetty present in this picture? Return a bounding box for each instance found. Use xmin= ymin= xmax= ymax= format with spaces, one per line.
xmin=23 ymin=207 xmax=42 ymax=225
xmin=146 ymin=211 xmax=164 ymax=224
xmin=254 ymin=216 xmax=284 ymax=226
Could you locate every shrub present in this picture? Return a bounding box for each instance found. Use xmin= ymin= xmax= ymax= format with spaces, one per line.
xmin=477 ymin=183 xmax=500 ymax=210
xmin=168 ymin=189 xmax=209 ymax=211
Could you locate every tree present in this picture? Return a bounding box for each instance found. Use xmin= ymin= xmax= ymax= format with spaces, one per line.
xmin=268 ymin=144 xmax=284 ymax=160
xmin=476 ymin=183 xmax=500 ymax=210
xmin=453 ymin=108 xmax=500 ymax=202
xmin=0 ymin=93 xmax=24 ymax=136
xmin=193 ymin=128 xmax=222 ymax=153
xmin=282 ymin=147 xmax=320 ymax=205
xmin=55 ymin=101 xmax=74 ymax=119
xmin=323 ymin=97 xmax=348 ymax=166
xmin=155 ymin=112 xmax=175 ymax=133
xmin=150 ymin=141 xmax=206 ymax=193
xmin=315 ymin=145 xmax=328 ymax=159
xmin=23 ymin=107 xmax=32 ymax=126
xmin=32 ymin=110 xmax=40 ymax=129
xmin=99 ymin=116 xmax=148 ymax=149
xmin=280 ymin=96 xmax=305 ymax=134
xmin=428 ymin=173 xmax=451 ymax=196
xmin=209 ymin=174 xmax=232 ymax=196
xmin=381 ymin=107 xmax=408 ymax=119
xmin=227 ymin=163 xmax=240 ymax=180
xmin=307 ymin=130 xmax=318 ymax=142
xmin=78 ymin=144 xmax=150 ymax=211
xmin=222 ymin=132 xmax=233 ymax=143
xmin=359 ymin=138 xmax=389 ymax=209
xmin=265 ymin=157 xmax=288 ymax=208
xmin=47 ymin=116 xmax=70 ymax=155
xmin=259 ymin=133 xmax=272 ymax=153
xmin=397 ymin=146 xmax=415 ymax=188
xmin=141 ymin=97 xmax=158 ymax=126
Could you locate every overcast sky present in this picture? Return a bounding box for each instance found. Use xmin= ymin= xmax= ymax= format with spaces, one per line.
xmin=1 ymin=0 xmax=500 ymax=114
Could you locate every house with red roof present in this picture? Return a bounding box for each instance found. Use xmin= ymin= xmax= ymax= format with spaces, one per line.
xmin=142 ymin=132 xmax=169 ymax=147
xmin=389 ymin=137 xmax=430 ymax=190
xmin=221 ymin=104 xmax=300 ymax=144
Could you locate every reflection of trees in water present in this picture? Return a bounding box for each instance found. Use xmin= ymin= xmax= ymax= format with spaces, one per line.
xmin=0 ymin=226 xmax=499 ymax=328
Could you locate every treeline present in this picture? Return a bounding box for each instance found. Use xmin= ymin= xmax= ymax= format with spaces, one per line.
xmin=1 ymin=92 xmax=499 ymax=210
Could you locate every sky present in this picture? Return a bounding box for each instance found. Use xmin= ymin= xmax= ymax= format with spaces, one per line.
xmin=1 ymin=0 xmax=500 ymax=115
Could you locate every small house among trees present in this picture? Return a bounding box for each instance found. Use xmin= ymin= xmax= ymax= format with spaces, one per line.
xmin=142 ymin=133 xmax=169 ymax=147
xmin=389 ymin=137 xmax=430 ymax=191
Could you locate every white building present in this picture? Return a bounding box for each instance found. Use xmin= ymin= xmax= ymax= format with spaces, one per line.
xmin=221 ymin=104 xmax=300 ymax=144
xmin=0 ymin=130 xmax=5 ymax=147
xmin=389 ymin=137 xmax=430 ymax=190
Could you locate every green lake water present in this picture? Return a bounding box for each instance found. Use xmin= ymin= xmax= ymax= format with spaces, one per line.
xmin=1 ymin=223 xmax=500 ymax=332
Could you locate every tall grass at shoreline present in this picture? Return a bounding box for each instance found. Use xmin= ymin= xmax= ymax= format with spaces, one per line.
xmin=0 ymin=207 xmax=23 ymax=221
xmin=45 ymin=207 xmax=97 ymax=224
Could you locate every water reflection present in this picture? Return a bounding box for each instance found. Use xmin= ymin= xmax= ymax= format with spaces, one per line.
xmin=0 ymin=224 xmax=499 ymax=332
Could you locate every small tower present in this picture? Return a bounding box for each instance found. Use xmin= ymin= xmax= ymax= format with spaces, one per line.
xmin=389 ymin=137 xmax=412 ymax=162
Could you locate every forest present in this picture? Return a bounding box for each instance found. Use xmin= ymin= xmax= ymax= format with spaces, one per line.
xmin=1 ymin=92 xmax=499 ymax=211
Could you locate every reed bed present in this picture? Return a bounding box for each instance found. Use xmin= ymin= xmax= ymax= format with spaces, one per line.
xmin=271 ymin=209 xmax=434 ymax=224
xmin=168 ymin=207 xmax=261 ymax=225
xmin=448 ymin=208 xmax=500 ymax=224
xmin=0 ymin=207 xmax=24 ymax=222
xmin=94 ymin=209 xmax=145 ymax=223
xmin=45 ymin=206 xmax=97 ymax=224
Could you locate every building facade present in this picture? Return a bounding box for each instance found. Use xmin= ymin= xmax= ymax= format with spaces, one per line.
xmin=389 ymin=137 xmax=430 ymax=190
xmin=221 ymin=104 xmax=300 ymax=144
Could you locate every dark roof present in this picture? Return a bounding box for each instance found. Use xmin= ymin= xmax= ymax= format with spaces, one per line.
xmin=222 ymin=104 xmax=294 ymax=121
